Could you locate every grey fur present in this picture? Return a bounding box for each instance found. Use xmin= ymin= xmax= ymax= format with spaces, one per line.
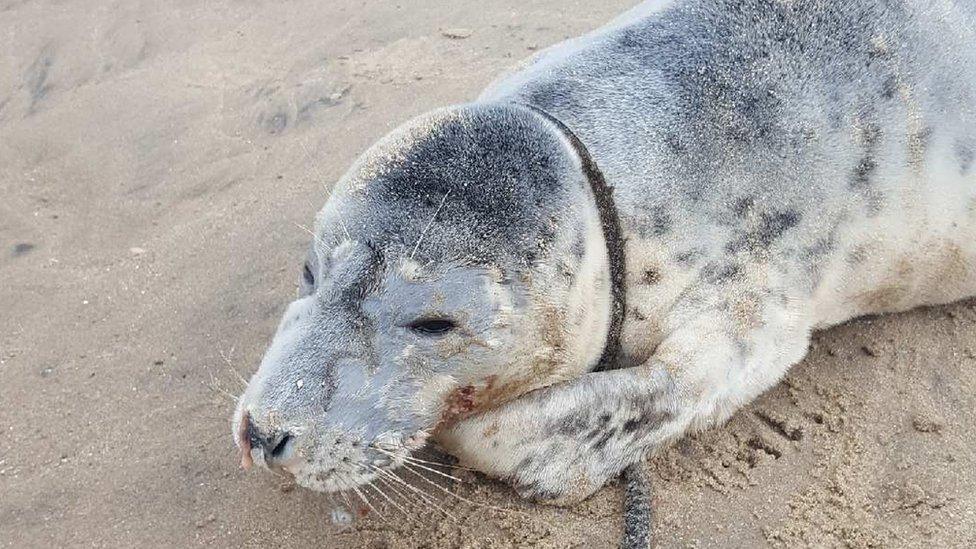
xmin=234 ymin=0 xmax=976 ymax=528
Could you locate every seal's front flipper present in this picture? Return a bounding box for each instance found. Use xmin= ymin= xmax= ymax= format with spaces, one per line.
xmin=621 ymin=464 xmax=652 ymax=549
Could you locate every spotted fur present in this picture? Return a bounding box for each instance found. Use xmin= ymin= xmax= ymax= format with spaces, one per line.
xmin=234 ymin=0 xmax=976 ymax=512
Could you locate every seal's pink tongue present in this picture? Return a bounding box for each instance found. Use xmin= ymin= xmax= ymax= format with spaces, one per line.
xmin=238 ymin=412 xmax=253 ymax=470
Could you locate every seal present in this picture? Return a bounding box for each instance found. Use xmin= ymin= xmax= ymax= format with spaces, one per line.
xmin=233 ymin=0 xmax=976 ymax=513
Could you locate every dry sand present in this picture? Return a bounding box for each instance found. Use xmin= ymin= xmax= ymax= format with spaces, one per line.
xmin=1 ymin=1 xmax=974 ymax=547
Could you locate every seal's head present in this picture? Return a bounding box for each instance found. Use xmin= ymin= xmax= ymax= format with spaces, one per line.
xmin=232 ymin=103 xmax=612 ymax=491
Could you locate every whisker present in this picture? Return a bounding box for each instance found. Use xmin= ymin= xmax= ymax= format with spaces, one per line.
xmin=373 ymin=474 xmax=418 ymax=511
xmin=399 ymin=452 xmax=479 ymax=473
xmin=350 ymin=483 xmax=386 ymax=522
xmin=296 ymin=137 xmax=351 ymax=243
xmin=333 ymin=478 xmax=356 ymax=513
xmin=369 ymin=446 xmax=517 ymax=517
xmin=293 ymin=222 xmax=330 ymax=253
xmin=398 ymin=463 xmax=471 ymax=503
xmin=372 ymin=466 xmax=459 ymax=522
xmin=364 ymin=477 xmax=409 ymax=517
xmin=372 ymin=466 xmax=434 ymax=503
xmin=372 ymin=470 xmax=418 ymax=511
xmin=205 ymin=371 xmax=240 ymax=403
xmin=399 ymin=462 xmax=528 ymax=517
xmin=373 ymin=448 xmax=465 ymax=484
xmin=337 ymin=218 xmax=352 ymax=241
xmin=211 ymin=390 xmax=238 ymax=404
xmin=410 ymin=191 xmax=450 ymax=260
xmin=297 ymin=137 xmax=335 ymax=198
xmin=217 ymin=345 xmax=248 ymax=388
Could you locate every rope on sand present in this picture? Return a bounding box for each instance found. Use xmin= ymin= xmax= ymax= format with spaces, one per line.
xmin=620 ymin=464 xmax=652 ymax=549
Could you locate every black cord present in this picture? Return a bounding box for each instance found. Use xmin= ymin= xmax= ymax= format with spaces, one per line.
xmin=621 ymin=464 xmax=652 ymax=549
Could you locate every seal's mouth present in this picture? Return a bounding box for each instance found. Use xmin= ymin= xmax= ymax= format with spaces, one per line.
xmin=234 ymin=401 xmax=438 ymax=494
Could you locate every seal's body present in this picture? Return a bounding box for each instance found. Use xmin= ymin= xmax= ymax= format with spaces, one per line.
xmin=234 ymin=0 xmax=976 ymax=506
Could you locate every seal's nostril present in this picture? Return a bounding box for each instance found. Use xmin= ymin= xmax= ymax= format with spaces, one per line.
xmin=245 ymin=421 xmax=294 ymax=463
xmin=271 ymin=434 xmax=293 ymax=458
xmin=246 ymin=421 xmax=268 ymax=453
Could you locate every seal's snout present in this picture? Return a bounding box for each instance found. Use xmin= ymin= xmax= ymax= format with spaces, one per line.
xmin=247 ymin=422 xmax=296 ymax=465
xmin=236 ymin=410 xmax=297 ymax=471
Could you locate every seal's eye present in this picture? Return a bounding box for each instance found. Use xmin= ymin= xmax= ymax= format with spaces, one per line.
xmin=302 ymin=262 xmax=315 ymax=286
xmin=408 ymin=318 xmax=456 ymax=335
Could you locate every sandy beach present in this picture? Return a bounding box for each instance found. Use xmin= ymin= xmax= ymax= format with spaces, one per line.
xmin=1 ymin=1 xmax=974 ymax=546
